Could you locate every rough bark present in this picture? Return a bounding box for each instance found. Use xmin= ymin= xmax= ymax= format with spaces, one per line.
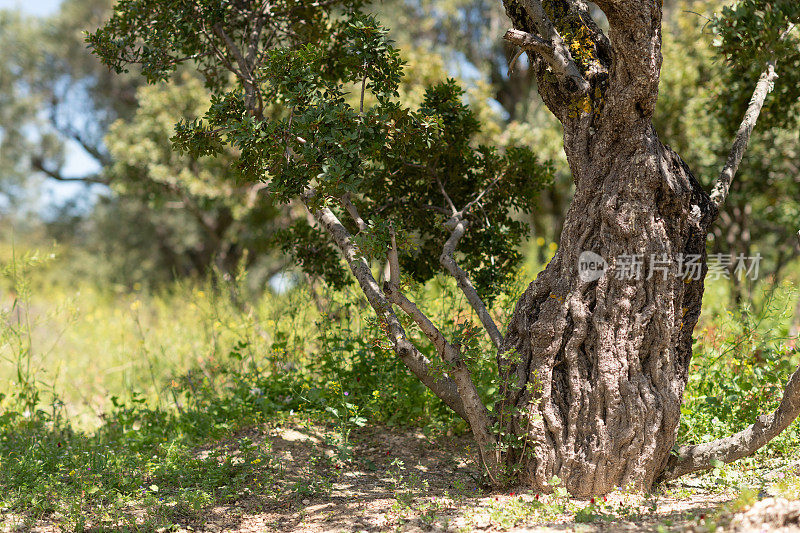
xmin=498 ymin=0 xmax=720 ymax=497
xmin=308 ymin=0 xmax=789 ymax=498
xmin=493 ymin=0 xmax=797 ymax=496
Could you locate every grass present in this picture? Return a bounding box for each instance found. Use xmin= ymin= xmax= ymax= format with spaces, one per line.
xmin=1 ymin=241 xmax=799 ymax=530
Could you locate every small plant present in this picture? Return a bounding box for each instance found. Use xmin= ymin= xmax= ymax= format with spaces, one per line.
xmin=681 ymin=285 xmax=800 ymax=456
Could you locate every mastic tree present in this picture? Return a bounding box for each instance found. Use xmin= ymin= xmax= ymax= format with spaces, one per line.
xmin=90 ymin=0 xmax=800 ymax=496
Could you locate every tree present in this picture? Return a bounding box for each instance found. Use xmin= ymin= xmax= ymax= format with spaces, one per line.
xmin=0 ymin=0 xmax=286 ymax=283
xmin=90 ymin=0 xmax=800 ymax=496
xmin=654 ymin=1 xmax=800 ymax=303
xmin=104 ymin=75 xmax=286 ymax=278
xmin=0 ymin=0 xmax=138 ymax=197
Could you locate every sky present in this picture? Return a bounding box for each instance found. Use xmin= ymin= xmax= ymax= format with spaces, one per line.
xmin=0 ymin=0 xmax=61 ymax=17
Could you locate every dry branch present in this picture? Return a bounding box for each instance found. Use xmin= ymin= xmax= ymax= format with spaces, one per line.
xmin=710 ymin=62 xmax=778 ymax=209
xmin=711 ymin=24 xmax=795 ymax=209
xmin=662 ymin=363 xmax=800 ymax=480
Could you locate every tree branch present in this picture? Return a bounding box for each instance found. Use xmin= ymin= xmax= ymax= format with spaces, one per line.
xmin=211 ymin=22 xmax=262 ymax=115
xmin=709 ymin=23 xmax=795 ymax=209
xmin=503 ymin=6 xmax=589 ymax=94
xmin=383 ymin=234 xmax=500 ymax=478
xmin=515 ymin=0 xmax=589 ymax=91
xmin=435 ymin=178 xmax=505 ymax=349
xmin=246 ymin=1 xmax=271 ymax=66
xmin=440 ymin=217 xmax=504 ymax=350
xmin=304 ymin=195 xmax=468 ymax=420
xmin=389 ymin=224 xmax=400 ymax=287
xmin=212 ymin=23 xmax=252 ymax=81
xmin=661 ymin=360 xmax=800 ymax=481
xmin=589 ymin=0 xmax=662 ymax=118
xmin=437 ymin=177 xmax=458 ymax=216
xmin=383 ymin=282 xmax=500 ymax=478
xmin=53 ymin=120 xmax=113 ymax=168
xmin=710 ymin=62 xmax=779 ymax=210
xmin=30 ymin=156 xmax=110 ymax=186
xmin=339 ymin=193 xmax=367 ymax=233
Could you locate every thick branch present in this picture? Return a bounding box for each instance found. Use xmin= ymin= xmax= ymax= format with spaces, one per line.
xmin=307 ymin=200 xmax=468 ymax=420
xmin=503 ymin=15 xmax=589 ymax=93
xmin=590 ymin=0 xmax=662 ymax=118
xmin=710 ymin=62 xmax=778 ymax=210
xmin=661 ymin=362 xmax=800 ymax=480
xmin=384 ymin=275 xmax=499 ymax=477
xmin=440 ymin=218 xmax=503 ymax=349
xmin=504 ymin=29 xmax=553 ymax=70
xmin=516 ymin=0 xmax=589 ymax=93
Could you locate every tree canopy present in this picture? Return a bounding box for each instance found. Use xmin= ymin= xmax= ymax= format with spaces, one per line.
xmin=89 ymin=2 xmax=553 ymax=299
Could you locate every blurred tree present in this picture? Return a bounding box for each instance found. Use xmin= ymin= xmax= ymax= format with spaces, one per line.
xmin=0 ymin=0 xmax=288 ymax=284
xmin=104 ymin=75 xmax=285 ymax=278
xmin=0 ymin=0 xmax=138 ymax=194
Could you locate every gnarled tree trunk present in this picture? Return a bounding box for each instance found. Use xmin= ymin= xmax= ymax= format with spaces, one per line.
xmin=501 ymin=126 xmax=715 ymax=496
xmin=495 ymin=0 xmax=754 ymax=497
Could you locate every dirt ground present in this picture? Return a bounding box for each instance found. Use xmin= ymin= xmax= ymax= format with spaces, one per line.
xmin=168 ymin=423 xmax=800 ymax=533
xmin=11 ymin=421 xmax=800 ymax=532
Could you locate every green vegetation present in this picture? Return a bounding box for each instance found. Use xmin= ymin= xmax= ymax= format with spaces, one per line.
xmin=0 ymin=239 xmax=798 ymax=529
xmin=2 ymin=0 xmax=800 ymax=529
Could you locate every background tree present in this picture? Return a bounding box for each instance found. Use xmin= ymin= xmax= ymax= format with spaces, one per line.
xmin=655 ymin=0 xmax=800 ymax=303
xmin=90 ymin=0 xmax=800 ymax=496
xmin=0 ymin=0 xmax=287 ymax=285
xmin=0 ymin=0 xmax=138 ymax=197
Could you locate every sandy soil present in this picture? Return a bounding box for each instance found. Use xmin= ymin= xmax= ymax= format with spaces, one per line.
xmin=162 ymin=423 xmax=795 ymax=532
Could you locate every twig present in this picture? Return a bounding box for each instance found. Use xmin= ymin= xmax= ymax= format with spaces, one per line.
xmin=437 ymin=177 xmax=458 ymax=216
xmin=462 ymin=175 xmax=502 ymax=216
xmin=710 ymin=23 xmax=795 ymax=210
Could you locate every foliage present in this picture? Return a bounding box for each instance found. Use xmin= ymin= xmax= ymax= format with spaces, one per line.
xmin=104 ymin=74 xmax=285 ymax=278
xmin=89 ymin=2 xmax=552 ymax=302
xmin=681 ymin=282 xmax=800 ymax=454
xmin=0 ymin=0 xmax=139 ymax=198
xmin=0 ymin=0 xmax=288 ymax=285
xmin=655 ymin=1 xmax=800 ymax=299
xmin=711 ymin=0 xmax=800 ymax=132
